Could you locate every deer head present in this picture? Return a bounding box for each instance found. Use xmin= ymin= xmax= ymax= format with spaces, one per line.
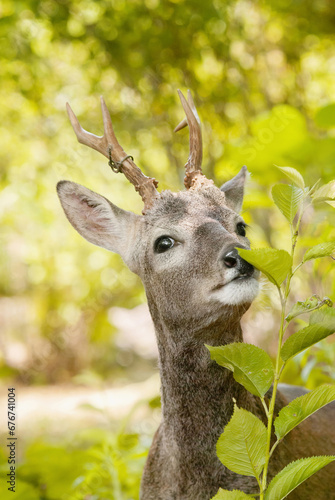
xmin=57 ymin=91 xmax=259 ymax=342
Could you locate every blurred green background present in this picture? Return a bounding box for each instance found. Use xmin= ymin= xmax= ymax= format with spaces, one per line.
xmin=1 ymin=0 xmax=335 ymax=498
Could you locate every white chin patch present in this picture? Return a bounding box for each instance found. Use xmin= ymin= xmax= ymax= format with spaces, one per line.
xmin=211 ymin=278 xmax=259 ymax=305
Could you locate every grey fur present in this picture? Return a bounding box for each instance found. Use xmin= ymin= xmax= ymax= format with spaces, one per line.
xmin=220 ymin=166 xmax=248 ymax=213
xmin=57 ymin=176 xmax=335 ymax=500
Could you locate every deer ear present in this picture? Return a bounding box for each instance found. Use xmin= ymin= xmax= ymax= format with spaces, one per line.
xmin=220 ymin=166 xmax=248 ymax=213
xmin=56 ymin=181 xmax=139 ymax=261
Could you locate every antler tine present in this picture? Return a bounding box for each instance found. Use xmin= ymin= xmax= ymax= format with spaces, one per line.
xmin=176 ymin=90 xmax=207 ymax=189
xmin=174 ymin=117 xmax=188 ymax=133
xmin=174 ymin=90 xmax=201 ymax=132
xmin=66 ymin=97 xmax=159 ymax=213
xmin=66 ymin=101 xmax=107 ymax=157
xmin=185 ymin=89 xmax=201 ymax=125
xmin=100 ymin=96 xmax=120 ymax=155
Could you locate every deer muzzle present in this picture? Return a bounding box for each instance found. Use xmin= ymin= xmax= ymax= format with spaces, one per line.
xmin=222 ymin=248 xmax=255 ymax=278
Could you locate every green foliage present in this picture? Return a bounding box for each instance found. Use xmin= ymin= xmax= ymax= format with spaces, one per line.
xmin=310 ymin=306 xmax=335 ymax=330
xmin=0 ymin=427 xmax=147 ymax=500
xmin=285 ymin=295 xmax=333 ymax=323
xmin=312 ymin=181 xmax=335 ymax=206
xmin=264 ymin=456 xmax=335 ymax=500
xmin=274 ymin=384 xmax=335 ymax=440
xmin=314 ymin=104 xmax=335 ymax=130
xmin=207 ymin=343 xmax=274 ymax=397
xmin=281 ymin=323 xmax=335 ymax=361
xmin=212 ymin=167 xmax=335 ymax=499
xmin=303 ymin=241 xmax=335 ymax=262
xmin=238 ymin=248 xmax=292 ymax=287
xmin=271 ymin=184 xmax=304 ymax=223
xmin=275 ymin=166 xmax=305 ymax=190
xmin=17 ymin=442 xmax=94 ymax=499
xmin=216 ymin=406 xmax=267 ymax=478
xmin=0 ymin=479 xmax=40 ymax=500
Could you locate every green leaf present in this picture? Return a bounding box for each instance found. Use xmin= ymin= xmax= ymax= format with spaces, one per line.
xmin=286 ymin=295 xmax=333 ymax=322
xmin=206 ymin=343 xmax=274 ymax=397
xmin=303 ymin=241 xmax=335 ymax=262
xmin=238 ymin=248 xmax=292 ymax=287
xmin=216 ymin=406 xmax=267 ymax=478
xmin=309 ymin=306 xmax=335 ymax=330
xmin=211 ymin=489 xmax=253 ymax=499
xmin=275 ymin=166 xmax=305 ymax=190
xmin=308 ymin=178 xmax=321 ymax=196
xmin=274 ymin=384 xmax=335 ymax=439
xmin=312 ymin=180 xmax=335 ymax=204
xmin=265 ymin=456 xmax=335 ymax=500
xmin=281 ymin=323 xmax=335 ymax=361
xmin=314 ymin=103 xmax=335 ymax=129
xmin=271 ymin=184 xmax=304 ymax=223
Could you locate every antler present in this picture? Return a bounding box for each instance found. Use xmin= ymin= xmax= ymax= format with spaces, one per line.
xmin=175 ymin=90 xmax=212 ymax=190
xmin=66 ymin=96 xmax=159 ymax=213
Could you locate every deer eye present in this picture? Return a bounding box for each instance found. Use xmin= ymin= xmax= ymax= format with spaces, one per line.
xmin=236 ymin=222 xmax=247 ymax=237
xmin=154 ymin=236 xmax=175 ymax=254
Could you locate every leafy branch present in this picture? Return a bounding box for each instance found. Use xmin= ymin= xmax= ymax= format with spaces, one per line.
xmin=209 ymin=166 xmax=335 ymax=499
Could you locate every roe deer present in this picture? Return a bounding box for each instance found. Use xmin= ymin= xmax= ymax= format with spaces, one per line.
xmin=57 ymin=91 xmax=335 ymax=499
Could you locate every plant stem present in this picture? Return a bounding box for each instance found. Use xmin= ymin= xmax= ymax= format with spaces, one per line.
xmin=261 ymin=297 xmax=286 ymax=494
xmin=260 ymin=201 xmax=306 ymax=497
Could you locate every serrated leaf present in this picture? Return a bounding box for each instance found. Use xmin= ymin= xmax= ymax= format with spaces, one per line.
xmin=207 ymin=343 xmax=274 ymax=397
xmin=216 ymin=406 xmax=267 ymax=478
xmin=310 ymin=306 xmax=335 ymax=329
xmin=211 ymin=489 xmax=253 ymax=499
xmin=303 ymin=241 xmax=335 ymax=262
xmin=271 ymin=184 xmax=304 ymax=223
xmin=275 ymin=166 xmax=305 ymax=189
xmin=274 ymin=384 xmax=335 ymax=439
xmin=265 ymin=456 xmax=335 ymax=500
xmin=286 ymin=295 xmax=333 ymax=322
xmin=312 ymin=180 xmax=335 ymax=203
xmin=238 ymin=248 xmax=292 ymax=287
xmin=281 ymin=323 xmax=335 ymax=361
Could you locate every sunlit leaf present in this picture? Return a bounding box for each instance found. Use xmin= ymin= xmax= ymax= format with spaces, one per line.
xmin=211 ymin=489 xmax=253 ymax=499
xmin=310 ymin=307 xmax=335 ymax=330
xmin=312 ymin=181 xmax=335 ymax=204
xmin=238 ymin=248 xmax=292 ymax=287
xmin=271 ymin=184 xmax=304 ymax=223
xmin=274 ymin=384 xmax=335 ymax=439
xmin=216 ymin=406 xmax=267 ymax=478
xmin=286 ymin=296 xmax=333 ymax=322
xmin=275 ymin=166 xmax=305 ymax=190
xmin=308 ymin=178 xmax=321 ymax=196
xmin=281 ymin=323 xmax=335 ymax=361
xmin=265 ymin=456 xmax=335 ymax=500
xmin=206 ymin=343 xmax=274 ymax=397
xmin=303 ymin=241 xmax=335 ymax=262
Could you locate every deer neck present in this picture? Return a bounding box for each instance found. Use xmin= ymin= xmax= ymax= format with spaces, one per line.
xmin=146 ymin=296 xmax=258 ymax=458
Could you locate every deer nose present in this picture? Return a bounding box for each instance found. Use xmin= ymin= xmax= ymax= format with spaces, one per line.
xmin=222 ymin=249 xmax=254 ymax=277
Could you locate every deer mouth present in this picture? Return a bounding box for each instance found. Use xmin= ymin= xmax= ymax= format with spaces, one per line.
xmin=213 ymin=274 xmax=257 ymax=291
xmin=210 ymin=272 xmax=260 ymax=305
xmin=231 ymin=274 xmax=254 ymax=282
xmin=211 ymin=269 xmax=259 ymax=306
